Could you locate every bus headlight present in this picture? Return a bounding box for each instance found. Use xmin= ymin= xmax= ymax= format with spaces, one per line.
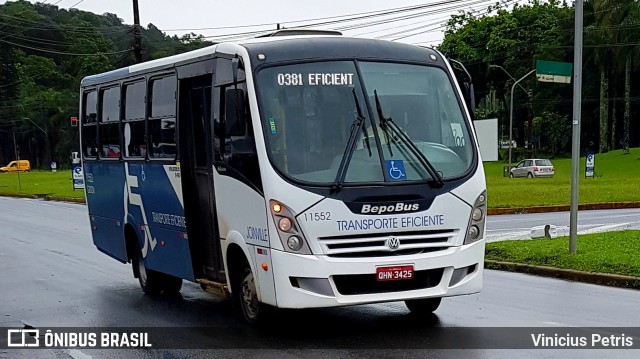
xmin=278 ymin=217 xmax=292 ymax=232
xmin=472 ymin=208 xmax=483 ymax=221
xmin=464 ymin=191 xmax=486 ymax=245
xmin=269 ymin=200 xmax=312 ymax=255
xmin=287 ymin=236 xmax=303 ymax=251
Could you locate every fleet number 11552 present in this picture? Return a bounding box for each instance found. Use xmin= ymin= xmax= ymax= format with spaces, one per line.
xmin=303 ymin=212 xmax=331 ymax=221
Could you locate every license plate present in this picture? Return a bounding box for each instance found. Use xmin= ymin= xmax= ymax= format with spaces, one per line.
xmin=376 ymin=265 xmax=414 ymax=281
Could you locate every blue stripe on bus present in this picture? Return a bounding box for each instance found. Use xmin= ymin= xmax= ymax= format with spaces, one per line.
xmin=84 ymin=161 xmax=195 ymax=281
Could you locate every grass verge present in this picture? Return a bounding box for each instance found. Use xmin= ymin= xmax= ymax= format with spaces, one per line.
xmin=0 ymin=170 xmax=84 ymax=200
xmin=484 ymin=148 xmax=640 ymax=208
xmin=485 ymin=230 xmax=640 ymax=278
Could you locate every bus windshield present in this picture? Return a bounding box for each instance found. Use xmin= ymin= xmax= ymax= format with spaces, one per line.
xmin=256 ymin=61 xmax=474 ymax=185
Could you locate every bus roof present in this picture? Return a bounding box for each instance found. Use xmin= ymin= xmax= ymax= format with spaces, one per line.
xmin=80 ymin=35 xmax=443 ymax=87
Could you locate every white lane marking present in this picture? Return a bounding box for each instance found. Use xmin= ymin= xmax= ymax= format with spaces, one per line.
xmin=578 ymin=222 xmax=637 ymax=235
xmin=68 ymin=349 xmax=93 ymax=359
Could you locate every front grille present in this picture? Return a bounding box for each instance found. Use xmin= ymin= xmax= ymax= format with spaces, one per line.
xmin=333 ymin=268 xmax=444 ymax=295
xmin=318 ymin=230 xmax=457 ymax=257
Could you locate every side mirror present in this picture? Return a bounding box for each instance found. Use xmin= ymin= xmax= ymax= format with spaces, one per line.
xmin=224 ymin=88 xmax=246 ymax=136
xmin=449 ymin=59 xmax=476 ymax=118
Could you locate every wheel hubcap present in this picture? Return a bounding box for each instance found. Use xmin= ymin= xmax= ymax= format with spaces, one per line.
xmin=241 ymin=272 xmax=258 ymax=318
xmin=138 ymin=257 xmax=147 ymax=284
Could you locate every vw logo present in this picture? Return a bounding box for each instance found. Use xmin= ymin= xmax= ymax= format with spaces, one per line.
xmin=386 ymin=236 xmax=400 ymax=250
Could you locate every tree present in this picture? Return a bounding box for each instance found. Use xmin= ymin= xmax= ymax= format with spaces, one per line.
xmin=439 ymin=0 xmax=574 ymax=154
xmin=593 ymin=0 xmax=640 ymax=153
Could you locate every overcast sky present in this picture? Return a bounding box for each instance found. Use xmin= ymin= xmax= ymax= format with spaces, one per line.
xmin=1 ymin=0 xmax=520 ymax=47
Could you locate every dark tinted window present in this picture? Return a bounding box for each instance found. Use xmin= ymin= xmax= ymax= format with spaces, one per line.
xmin=149 ymin=118 xmax=176 ymax=158
xmin=84 ymin=91 xmax=97 ymax=123
xmin=149 ymin=76 xmax=176 ymax=159
xmin=101 ymin=87 xmax=119 ymax=123
xmin=82 ymin=90 xmax=98 ymax=158
xmin=124 ymin=81 xmax=145 ymax=120
xmin=151 ymin=76 xmax=176 ymax=118
xmin=123 ymin=81 xmax=146 ymax=158
xmin=99 ymin=86 xmax=120 ymax=159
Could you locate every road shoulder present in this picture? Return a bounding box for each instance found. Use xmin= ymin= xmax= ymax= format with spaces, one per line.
xmin=485 ymin=260 xmax=640 ymax=289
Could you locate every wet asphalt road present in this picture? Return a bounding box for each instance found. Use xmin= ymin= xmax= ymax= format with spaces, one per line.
xmin=486 ymin=208 xmax=640 ymax=241
xmin=0 ymin=197 xmax=638 ymax=359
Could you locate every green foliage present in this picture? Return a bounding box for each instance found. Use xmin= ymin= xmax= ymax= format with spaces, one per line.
xmin=486 ymin=230 xmax=640 ymax=277
xmin=440 ymin=0 xmax=640 ymax=155
xmin=532 ymin=111 xmax=570 ymax=155
xmin=0 ymin=0 xmax=213 ymax=168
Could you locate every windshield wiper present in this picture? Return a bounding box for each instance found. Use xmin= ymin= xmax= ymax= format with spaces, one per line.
xmin=373 ymin=90 xmax=445 ymax=187
xmin=331 ymin=89 xmax=371 ymax=193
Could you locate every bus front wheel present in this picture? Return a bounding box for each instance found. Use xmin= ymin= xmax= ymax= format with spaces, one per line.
xmin=235 ymin=262 xmax=273 ymax=324
xmin=405 ymin=297 xmax=442 ymax=315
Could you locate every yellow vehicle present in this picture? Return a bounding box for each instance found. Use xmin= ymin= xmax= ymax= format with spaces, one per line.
xmin=0 ymin=160 xmax=31 ymax=172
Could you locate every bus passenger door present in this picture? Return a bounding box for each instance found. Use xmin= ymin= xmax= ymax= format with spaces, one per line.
xmin=178 ymin=75 xmax=225 ymax=282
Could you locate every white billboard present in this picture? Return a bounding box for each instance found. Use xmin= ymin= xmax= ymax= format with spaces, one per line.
xmin=473 ymin=118 xmax=498 ymax=162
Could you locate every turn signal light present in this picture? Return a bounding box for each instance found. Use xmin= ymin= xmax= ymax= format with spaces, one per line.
xmin=272 ymin=202 xmax=283 ymax=213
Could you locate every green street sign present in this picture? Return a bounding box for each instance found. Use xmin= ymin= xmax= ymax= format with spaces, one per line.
xmin=536 ymin=60 xmax=573 ymax=84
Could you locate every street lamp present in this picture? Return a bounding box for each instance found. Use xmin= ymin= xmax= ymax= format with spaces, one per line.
xmin=22 ymin=117 xmax=47 ymax=136
xmin=488 ymin=65 xmax=535 ymax=174
xmin=489 ymin=65 xmax=530 ymax=96
xmin=508 ymin=69 xmax=536 ymax=172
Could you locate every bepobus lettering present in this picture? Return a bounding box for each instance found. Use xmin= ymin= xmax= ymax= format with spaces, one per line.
xmin=361 ymin=203 xmax=420 ymax=214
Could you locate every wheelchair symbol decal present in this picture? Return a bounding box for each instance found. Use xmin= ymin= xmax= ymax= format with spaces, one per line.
xmin=385 ymin=160 xmax=407 ymax=181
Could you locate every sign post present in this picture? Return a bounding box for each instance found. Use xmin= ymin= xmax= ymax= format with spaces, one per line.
xmin=71 ymin=152 xmax=84 ymax=190
xmin=585 ymin=152 xmax=595 ymax=178
xmin=536 ymin=60 xmax=573 ymax=84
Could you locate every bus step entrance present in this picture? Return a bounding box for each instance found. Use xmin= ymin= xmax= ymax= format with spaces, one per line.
xmin=197 ymin=278 xmax=230 ymax=298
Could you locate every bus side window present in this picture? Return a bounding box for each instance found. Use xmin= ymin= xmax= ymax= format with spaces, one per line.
xmin=123 ymin=81 xmax=146 ymax=158
xmin=149 ymin=75 xmax=177 ymax=159
xmin=214 ymin=57 xmax=261 ymax=190
xmin=82 ymin=90 xmax=98 ymax=158
xmin=98 ymin=86 xmax=121 ymax=159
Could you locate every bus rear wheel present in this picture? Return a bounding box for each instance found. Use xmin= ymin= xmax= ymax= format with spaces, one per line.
xmin=133 ymin=248 xmax=182 ymax=295
xmin=405 ymin=297 xmax=442 ymax=315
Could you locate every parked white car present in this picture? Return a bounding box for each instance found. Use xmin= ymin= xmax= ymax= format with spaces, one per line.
xmin=510 ymin=159 xmax=555 ymax=178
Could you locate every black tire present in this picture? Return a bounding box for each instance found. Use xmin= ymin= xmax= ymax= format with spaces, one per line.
xmin=162 ymin=275 xmax=183 ymax=294
xmin=405 ymin=297 xmax=442 ymax=315
xmin=132 ymin=248 xmax=182 ymax=295
xmin=509 ymin=173 xmax=514 ymax=178
xmin=527 ymin=172 xmax=533 ymax=178
xmin=236 ymin=262 xmax=271 ymax=324
xmin=132 ymin=250 xmax=163 ymax=295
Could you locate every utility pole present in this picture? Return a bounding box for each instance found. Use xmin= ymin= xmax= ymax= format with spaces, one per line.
xmin=13 ymin=130 xmax=22 ymax=191
xmin=132 ymin=0 xmax=142 ymax=63
xmin=569 ymin=0 xmax=584 ymax=254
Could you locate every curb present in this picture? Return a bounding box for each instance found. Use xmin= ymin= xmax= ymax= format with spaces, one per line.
xmin=0 ymin=193 xmax=85 ymax=204
xmin=485 ymin=260 xmax=640 ymax=289
xmin=487 ymin=202 xmax=640 ymax=215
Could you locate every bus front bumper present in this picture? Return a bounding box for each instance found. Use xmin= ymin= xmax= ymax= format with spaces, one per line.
xmin=269 ymin=239 xmax=484 ymax=309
